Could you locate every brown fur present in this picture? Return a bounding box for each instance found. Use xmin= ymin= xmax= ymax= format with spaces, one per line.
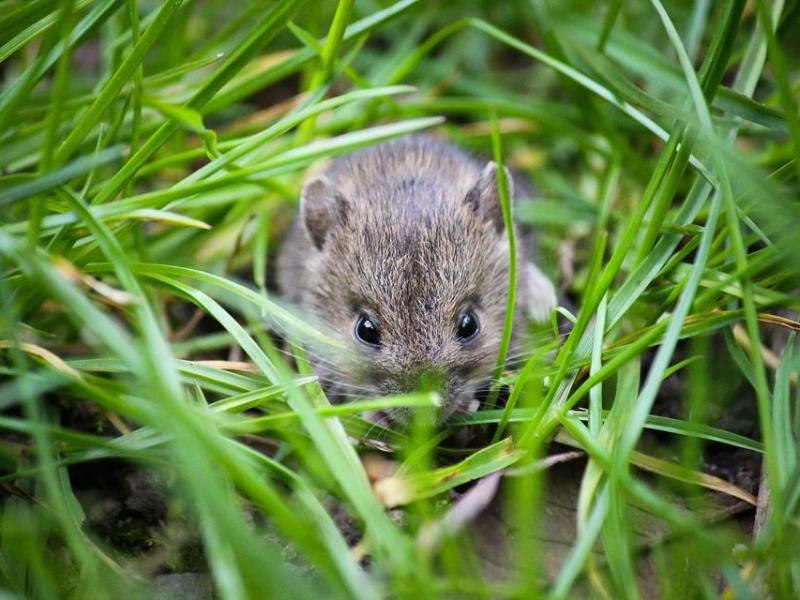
xmin=275 ymin=136 xmax=555 ymax=422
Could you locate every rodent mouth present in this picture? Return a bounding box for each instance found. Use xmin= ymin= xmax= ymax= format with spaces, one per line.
xmin=361 ymin=385 xmax=484 ymax=431
xmin=315 ymin=363 xmax=493 ymax=430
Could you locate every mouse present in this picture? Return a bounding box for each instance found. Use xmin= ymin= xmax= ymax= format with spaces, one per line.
xmin=275 ymin=135 xmax=556 ymax=424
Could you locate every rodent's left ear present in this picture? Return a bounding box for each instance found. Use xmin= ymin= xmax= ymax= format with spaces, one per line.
xmin=523 ymin=262 xmax=558 ymax=323
xmin=301 ymin=175 xmax=349 ymax=250
xmin=464 ymin=161 xmax=514 ymax=232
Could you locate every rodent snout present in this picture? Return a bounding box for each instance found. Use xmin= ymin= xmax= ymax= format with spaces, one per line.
xmin=389 ymin=366 xmax=447 ymax=396
xmin=375 ymin=365 xmax=480 ymax=425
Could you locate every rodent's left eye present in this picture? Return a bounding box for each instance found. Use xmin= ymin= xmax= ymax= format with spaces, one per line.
xmin=354 ymin=314 xmax=381 ymax=347
xmin=456 ymin=310 xmax=480 ymax=342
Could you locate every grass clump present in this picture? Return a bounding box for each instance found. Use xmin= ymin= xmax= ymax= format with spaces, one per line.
xmin=1 ymin=1 xmax=799 ymax=598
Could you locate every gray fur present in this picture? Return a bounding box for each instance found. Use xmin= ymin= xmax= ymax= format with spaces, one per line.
xmin=275 ymin=136 xmax=556 ymax=422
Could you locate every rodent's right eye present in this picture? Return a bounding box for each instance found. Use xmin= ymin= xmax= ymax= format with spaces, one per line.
xmin=354 ymin=314 xmax=381 ymax=347
xmin=456 ymin=309 xmax=480 ymax=342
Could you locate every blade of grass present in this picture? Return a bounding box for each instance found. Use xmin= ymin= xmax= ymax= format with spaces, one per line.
xmin=296 ymin=0 xmax=355 ymax=141
xmin=373 ymin=438 xmax=524 ymax=508
xmin=90 ymin=0 xmax=307 ymax=205
xmin=487 ymin=114 xmax=517 ymax=409
xmin=52 ymin=0 xmax=186 ymax=166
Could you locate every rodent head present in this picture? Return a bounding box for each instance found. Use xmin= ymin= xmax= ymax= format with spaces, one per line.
xmin=299 ymin=161 xmax=525 ymax=424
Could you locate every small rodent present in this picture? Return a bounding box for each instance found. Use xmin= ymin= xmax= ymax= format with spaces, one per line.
xmin=276 ymin=136 xmax=556 ymax=423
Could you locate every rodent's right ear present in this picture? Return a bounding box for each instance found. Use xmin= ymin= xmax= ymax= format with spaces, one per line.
xmin=301 ymin=176 xmax=349 ymax=250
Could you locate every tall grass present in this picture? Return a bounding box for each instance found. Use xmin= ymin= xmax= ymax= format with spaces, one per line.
xmin=1 ymin=0 xmax=799 ymax=597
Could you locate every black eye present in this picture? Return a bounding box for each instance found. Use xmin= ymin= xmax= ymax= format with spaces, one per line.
xmin=456 ymin=310 xmax=480 ymax=341
xmin=354 ymin=314 xmax=381 ymax=347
